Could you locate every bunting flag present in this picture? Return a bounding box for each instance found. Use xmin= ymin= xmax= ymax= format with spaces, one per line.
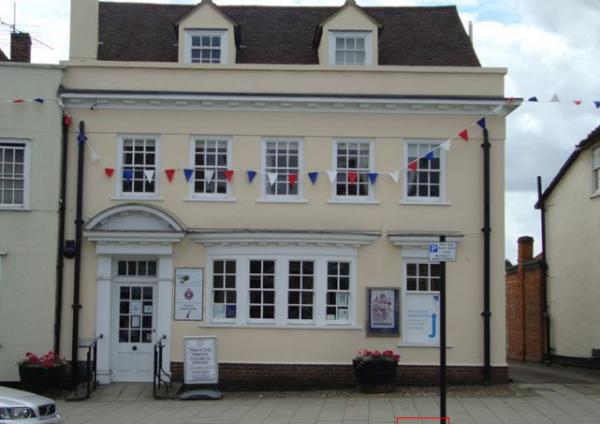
xmin=90 ymin=148 xmax=99 ymax=163
xmin=288 ymin=173 xmax=297 ymax=187
xmin=104 ymin=168 xmax=114 ymax=178
xmin=347 ymin=171 xmax=358 ymax=184
xmin=77 ymin=130 xmax=88 ymax=145
xmin=440 ymin=140 xmax=451 ymax=151
xmin=595 ymin=101 xmax=600 ymax=109
xmin=144 ymin=170 xmax=155 ymax=183
xmin=326 ymin=170 xmax=337 ymax=184
xmin=184 ymin=168 xmax=194 ymax=182
xmin=425 ymin=151 xmax=435 ymax=161
xmin=368 ymin=172 xmax=378 ymax=185
xmin=550 ymin=94 xmax=560 ymax=102
xmin=33 ymin=98 xmax=45 ymax=104
xmin=247 ymin=170 xmax=257 ymax=183
xmin=528 ymin=96 xmax=539 ymax=102
xmin=389 ymin=171 xmax=400 ymax=184
xmin=205 ymin=169 xmax=215 ymax=183
xmin=573 ymin=100 xmax=582 ymax=106
xmin=458 ymin=129 xmax=469 ymax=142
xmin=267 ymin=172 xmax=277 ymax=186
xmin=407 ymin=160 xmax=418 ymax=172
xmin=123 ymin=169 xmax=133 ymax=182
xmin=165 ymin=169 xmax=175 ymax=183
xmin=477 ymin=118 xmax=487 ymax=130
xmin=308 ymin=171 xmax=319 ymax=185
xmin=63 ymin=115 xmax=73 ymax=127
xmin=224 ymin=169 xmax=234 ymax=183
xmin=12 ymin=99 xmax=25 ymax=103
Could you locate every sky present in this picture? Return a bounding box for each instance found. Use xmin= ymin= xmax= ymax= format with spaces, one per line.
xmin=1 ymin=0 xmax=598 ymax=262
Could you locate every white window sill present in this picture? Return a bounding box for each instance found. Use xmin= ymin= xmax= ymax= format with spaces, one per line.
xmin=111 ymin=196 xmax=163 ymax=201
xmin=398 ymin=200 xmax=451 ymax=206
xmin=0 ymin=206 xmax=30 ymax=211
xmin=397 ymin=343 xmax=453 ymax=348
xmin=590 ymin=191 xmax=600 ymax=199
xmin=184 ymin=197 xmax=237 ymax=203
xmin=328 ymin=199 xmax=380 ymax=205
xmin=256 ymin=198 xmax=309 ymax=204
xmin=199 ymin=323 xmax=363 ymax=330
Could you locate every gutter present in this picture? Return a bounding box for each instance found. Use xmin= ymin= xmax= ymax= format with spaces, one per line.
xmin=481 ymin=125 xmax=492 ymax=384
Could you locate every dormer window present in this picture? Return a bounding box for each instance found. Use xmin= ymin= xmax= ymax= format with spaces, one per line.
xmin=185 ymin=30 xmax=227 ymax=64
xmin=329 ymin=31 xmax=372 ymax=65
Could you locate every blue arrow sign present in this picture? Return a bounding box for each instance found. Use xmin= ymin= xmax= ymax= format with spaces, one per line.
xmin=428 ymin=313 xmax=437 ymax=338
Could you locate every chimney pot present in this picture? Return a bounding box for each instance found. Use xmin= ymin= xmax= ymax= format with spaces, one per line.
xmin=10 ymin=32 xmax=32 ymax=63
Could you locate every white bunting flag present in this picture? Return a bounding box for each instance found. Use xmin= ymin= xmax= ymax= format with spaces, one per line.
xmin=326 ymin=170 xmax=337 ymax=184
xmin=90 ymin=148 xmax=99 ymax=163
xmin=144 ymin=170 xmax=155 ymax=183
xmin=440 ymin=140 xmax=451 ymax=151
xmin=205 ymin=169 xmax=215 ymax=183
xmin=267 ymin=172 xmax=277 ymax=186
xmin=550 ymin=94 xmax=560 ymax=102
xmin=389 ymin=170 xmax=400 ymax=184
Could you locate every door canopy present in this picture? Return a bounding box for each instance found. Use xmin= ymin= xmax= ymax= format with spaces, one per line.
xmin=84 ymin=203 xmax=185 ymax=243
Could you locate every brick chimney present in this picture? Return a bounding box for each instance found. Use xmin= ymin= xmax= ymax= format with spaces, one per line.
xmin=517 ymin=236 xmax=534 ymax=270
xmin=11 ymin=32 xmax=32 ymax=63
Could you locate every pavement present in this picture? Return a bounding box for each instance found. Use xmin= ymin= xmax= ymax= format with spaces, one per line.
xmin=55 ymin=363 xmax=600 ymax=424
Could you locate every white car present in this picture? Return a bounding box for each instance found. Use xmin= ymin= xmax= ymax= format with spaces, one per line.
xmin=0 ymin=387 xmax=63 ymax=424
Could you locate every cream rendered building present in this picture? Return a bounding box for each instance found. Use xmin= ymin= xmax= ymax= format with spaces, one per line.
xmin=0 ymin=61 xmax=64 ymax=381
xmin=536 ymin=125 xmax=600 ymax=366
xmin=60 ymin=0 xmax=518 ymax=387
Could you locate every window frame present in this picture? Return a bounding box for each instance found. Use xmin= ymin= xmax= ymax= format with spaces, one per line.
xmin=402 ymin=258 xmax=441 ymax=346
xmin=331 ymin=139 xmax=375 ymax=203
xmin=115 ymin=135 xmax=160 ymax=200
xmin=0 ymin=139 xmax=31 ymax=210
xmin=593 ymin=146 xmax=600 ymax=194
xmin=328 ymin=30 xmax=373 ymax=66
xmin=205 ymin=246 xmax=357 ymax=328
xmin=260 ymin=138 xmax=305 ymax=202
xmin=210 ymin=258 xmax=238 ymax=324
xmin=402 ymin=140 xmax=447 ymax=204
xmin=185 ymin=30 xmax=228 ymax=65
xmin=188 ymin=136 xmax=233 ymax=201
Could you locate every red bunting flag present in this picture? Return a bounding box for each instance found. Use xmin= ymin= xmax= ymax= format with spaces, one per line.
xmin=348 ymin=171 xmax=358 ymax=184
xmin=165 ymin=169 xmax=176 ymax=182
xmin=104 ymin=168 xmax=115 ymax=178
xmin=407 ymin=160 xmax=418 ymax=172
xmin=63 ymin=115 xmax=73 ymax=127
xmin=12 ymin=99 xmax=25 ymax=103
xmin=288 ymin=173 xmax=297 ymax=187
xmin=458 ymin=129 xmax=469 ymax=142
xmin=573 ymin=100 xmax=582 ymax=105
xmin=224 ymin=169 xmax=234 ymax=182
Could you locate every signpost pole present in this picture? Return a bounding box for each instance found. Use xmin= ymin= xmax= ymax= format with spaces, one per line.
xmin=439 ymin=235 xmax=447 ymax=424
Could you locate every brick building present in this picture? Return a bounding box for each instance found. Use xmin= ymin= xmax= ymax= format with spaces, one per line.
xmin=505 ymin=236 xmax=545 ymax=363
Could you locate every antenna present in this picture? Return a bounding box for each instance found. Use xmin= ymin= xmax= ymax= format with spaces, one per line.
xmin=0 ymin=2 xmax=54 ymax=51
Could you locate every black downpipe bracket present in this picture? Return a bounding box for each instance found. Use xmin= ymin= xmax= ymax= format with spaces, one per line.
xmin=71 ymin=121 xmax=86 ymax=382
xmin=482 ymin=127 xmax=492 ymax=384
xmin=537 ymin=176 xmax=551 ymax=363
xmin=54 ymin=115 xmax=70 ymax=354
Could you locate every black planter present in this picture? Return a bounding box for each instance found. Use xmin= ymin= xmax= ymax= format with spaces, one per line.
xmin=353 ymin=360 xmax=398 ymax=393
xmin=18 ymin=364 xmax=66 ymax=394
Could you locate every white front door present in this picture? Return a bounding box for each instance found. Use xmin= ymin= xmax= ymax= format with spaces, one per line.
xmin=111 ymin=283 xmax=157 ymax=382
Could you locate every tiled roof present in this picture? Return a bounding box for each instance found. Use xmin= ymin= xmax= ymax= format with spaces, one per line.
xmin=536 ymin=124 xmax=600 ymax=208
xmin=0 ymin=47 xmax=8 ymax=61
xmin=97 ymin=2 xmax=480 ymax=66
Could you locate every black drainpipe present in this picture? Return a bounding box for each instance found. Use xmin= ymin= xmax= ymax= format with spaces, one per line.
xmin=482 ymin=126 xmax=492 ymax=384
xmin=537 ymin=176 xmax=551 ymax=363
xmin=71 ymin=121 xmax=86 ymax=382
xmin=53 ymin=115 xmax=70 ymax=354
